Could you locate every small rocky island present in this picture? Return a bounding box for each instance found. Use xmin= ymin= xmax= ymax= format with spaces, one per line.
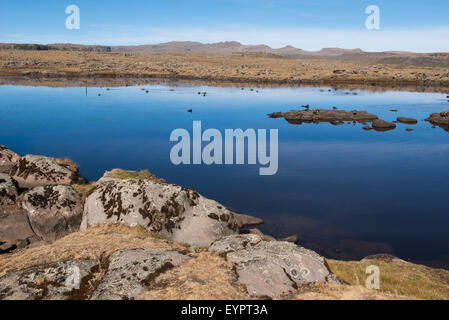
xmin=0 ymin=145 xmax=448 ymax=300
xmin=270 ymin=108 xmax=449 ymax=133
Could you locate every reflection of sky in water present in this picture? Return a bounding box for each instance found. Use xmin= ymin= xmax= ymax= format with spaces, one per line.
xmin=1 ymin=84 xmax=448 ymax=268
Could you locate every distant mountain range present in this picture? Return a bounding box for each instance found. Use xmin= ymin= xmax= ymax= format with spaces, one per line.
xmin=2 ymin=41 xmax=449 ymax=66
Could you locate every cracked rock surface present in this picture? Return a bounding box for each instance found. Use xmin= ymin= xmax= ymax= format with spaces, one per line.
xmin=90 ymin=249 xmax=190 ymax=300
xmin=210 ymin=235 xmax=337 ymax=299
xmin=0 ymin=259 xmax=98 ymax=300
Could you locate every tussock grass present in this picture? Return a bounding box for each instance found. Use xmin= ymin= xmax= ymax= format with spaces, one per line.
xmin=327 ymin=259 xmax=449 ymax=300
xmin=104 ymin=169 xmax=166 ymax=183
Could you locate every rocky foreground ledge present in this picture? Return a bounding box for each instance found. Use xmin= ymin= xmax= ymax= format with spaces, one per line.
xmin=1 ymin=146 xmax=448 ymax=300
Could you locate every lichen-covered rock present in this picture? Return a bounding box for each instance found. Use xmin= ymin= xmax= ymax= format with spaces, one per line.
xmin=91 ymin=249 xmax=190 ymax=300
xmin=22 ymin=185 xmax=83 ymax=242
xmin=81 ymin=179 xmax=262 ymax=247
xmin=269 ymin=109 xmax=378 ymax=125
xmin=9 ymin=155 xmax=86 ymax=188
xmin=0 ymin=146 xmax=21 ymax=174
xmin=212 ymin=237 xmax=336 ymax=299
xmin=0 ymin=174 xmax=37 ymax=245
xmin=0 ymin=173 xmax=18 ymax=207
xmin=0 ymin=260 xmax=98 ymax=300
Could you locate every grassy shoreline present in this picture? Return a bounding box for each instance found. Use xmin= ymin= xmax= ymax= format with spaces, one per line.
xmin=2 ymin=50 xmax=449 ymax=90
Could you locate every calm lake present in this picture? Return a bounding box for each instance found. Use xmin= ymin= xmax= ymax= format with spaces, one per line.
xmin=1 ymin=83 xmax=448 ymax=268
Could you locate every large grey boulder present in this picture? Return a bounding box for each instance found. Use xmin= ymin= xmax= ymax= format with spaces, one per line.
xmin=91 ymin=249 xmax=190 ymax=300
xmin=21 ymin=185 xmax=83 ymax=242
xmin=81 ymin=178 xmax=262 ymax=247
xmin=0 ymin=146 xmax=21 ymax=174
xmin=0 ymin=174 xmax=36 ymax=246
xmin=210 ymin=236 xmax=337 ymax=299
xmin=9 ymin=155 xmax=85 ymax=188
xmin=0 ymin=259 xmax=98 ymax=300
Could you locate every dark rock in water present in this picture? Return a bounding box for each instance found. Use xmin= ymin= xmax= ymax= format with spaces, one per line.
xmin=426 ymin=111 xmax=449 ymax=132
xmin=0 ymin=259 xmax=99 ymax=300
xmin=91 ymin=249 xmax=190 ymax=300
xmin=390 ymin=109 xmax=398 ymax=112
xmin=9 ymin=155 xmax=87 ymax=188
xmin=21 ymin=185 xmax=83 ymax=242
xmin=397 ymin=117 xmax=418 ymax=124
xmin=0 ymin=146 xmax=21 ymax=174
xmin=187 ymin=109 xmax=193 ymax=113
xmin=268 ymin=112 xmax=284 ymax=119
xmin=406 ymin=128 xmax=414 ymax=132
xmin=371 ymin=119 xmax=397 ymax=132
xmin=268 ymin=108 xmax=378 ymax=125
xmin=81 ymin=178 xmax=261 ymax=247
xmin=362 ymin=126 xmax=373 ymax=131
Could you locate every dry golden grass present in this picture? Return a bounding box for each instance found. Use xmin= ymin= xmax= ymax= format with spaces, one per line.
xmin=1 ymin=50 xmax=448 ymax=87
xmin=327 ymin=259 xmax=449 ymax=300
xmin=294 ymin=283 xmax=409 ymax=300
xmin=138 ymin=252 xmax=253 ymax=300
xmin=104 ymin=169 xmax=165 ymax=183
xmin=0 ymin=223 xmax=189 ymax=277
xmin=1 ymin=223 xmax=447 ymax=300
xmin=53 ymin=157 xmax=79 ymax=173
xmin=71 ymin=182 xmax=99 ymax=202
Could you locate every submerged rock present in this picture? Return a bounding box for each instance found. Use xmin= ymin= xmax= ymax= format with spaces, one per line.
xmin=22 ymin=185 xmax=83 ymax=242
xmin=0 ymin=259 xmax=99 ymax=300
xmin=0 ymin=146 xmax=21 ymax=174
xmin=91 ymin=249 xmax=190 ymax=300
xmin=9 ymin=155 xmax=87 ymax=188
xmin=397 ymin=117 xmax=418 ymax=124
xmin=81 ymin=178 xmax=262 ymax=247
xmin=372 ymin=119 xmax=397 ymax=131
xmin=268 ymin=108 xmax=379 ymax=125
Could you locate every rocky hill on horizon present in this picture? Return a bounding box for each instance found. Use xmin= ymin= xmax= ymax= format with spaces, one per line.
xmin=2 ymin=41 xmax=449 ymax=67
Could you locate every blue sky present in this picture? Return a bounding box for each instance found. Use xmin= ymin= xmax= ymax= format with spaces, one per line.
xmin=1 ymin=0 xmax=449 ymax=52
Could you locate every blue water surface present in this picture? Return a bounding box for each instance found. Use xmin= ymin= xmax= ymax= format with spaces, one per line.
xmin=1 ymin=84 xmax=448 ymax=268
